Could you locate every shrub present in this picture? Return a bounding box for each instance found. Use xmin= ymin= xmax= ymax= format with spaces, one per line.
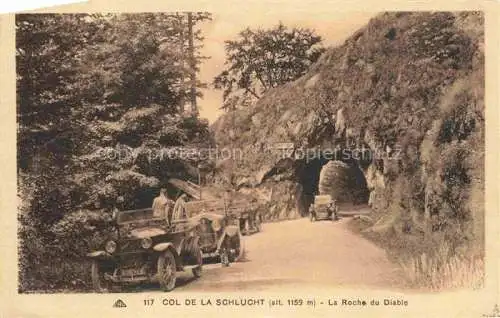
xmin=399 ymin=245 xmax=484 ymax=290
xmin=19 ymin=209 xmax=113 ymax=292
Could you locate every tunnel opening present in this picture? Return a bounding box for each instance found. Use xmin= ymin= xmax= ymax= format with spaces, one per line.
xmin=294 ymin=149 xmax=370 ymax=216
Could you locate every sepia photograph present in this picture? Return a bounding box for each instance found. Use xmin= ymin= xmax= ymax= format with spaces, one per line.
xmin=15 ymin=9 xmax=486 ymax=294
xmin=2 ymin=1 xmax=498 ymax=317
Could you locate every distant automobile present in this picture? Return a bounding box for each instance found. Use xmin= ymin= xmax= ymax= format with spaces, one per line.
xmin=309 ymin=195 xmax=338 ymax=222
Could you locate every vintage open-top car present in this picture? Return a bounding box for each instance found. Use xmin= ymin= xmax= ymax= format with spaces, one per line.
xmin=221 ymin=199 xmax=262 ymax=235
xmin=168 ymin=178 xmax=263 ymax=236
xmin=87 ymin=207 xmax=202 ymax=292
xmin=237 ymin=207 xmax=263 ymax=235
xmin=309 ymin=194 xmax=338 ymax=222
xmin=181 ymin=199 xmax=243 ymax=265
xmin=189 ymin=212 xmax=242 ymax=265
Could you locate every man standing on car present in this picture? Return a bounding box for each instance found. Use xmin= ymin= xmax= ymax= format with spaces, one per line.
xmin=152 ymin=188 xmax=173 ymax=219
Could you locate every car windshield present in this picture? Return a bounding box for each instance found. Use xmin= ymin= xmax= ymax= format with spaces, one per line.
xmin=116 ymin=208 xmax=164 ymax=225
xmin=315 ymin=195 xmax=332 ymax=205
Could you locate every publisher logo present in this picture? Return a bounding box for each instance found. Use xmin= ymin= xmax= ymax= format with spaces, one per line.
xmin=113 ymin=299 xmax=127 ymax=308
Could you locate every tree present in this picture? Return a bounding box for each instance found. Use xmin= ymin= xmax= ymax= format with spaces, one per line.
xmin=213 ymin=22 xmax=325 ymax=110
xmin=16 ymin=14 xmax=105 ymax=171
xmin=16 ymin=13 xmax=213 ymax=291
xmin=16 ymin=12 xmax=213 ymax=219
xmin=16 ymin=14 xmax=110 ymax=228
xmin=75 ymin=13 xmax=213 ymax=210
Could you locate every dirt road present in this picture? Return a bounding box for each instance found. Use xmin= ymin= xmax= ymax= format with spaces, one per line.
xmin=174 ymin=217 xmax=406 ymax=292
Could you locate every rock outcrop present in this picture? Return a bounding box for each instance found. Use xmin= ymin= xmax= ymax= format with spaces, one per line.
xmin=212 ymin=12 xmax=484 ymax=253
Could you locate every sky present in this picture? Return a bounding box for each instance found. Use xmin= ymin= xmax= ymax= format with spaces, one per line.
xmin=195 ymin=10 xmax=377 ymax=123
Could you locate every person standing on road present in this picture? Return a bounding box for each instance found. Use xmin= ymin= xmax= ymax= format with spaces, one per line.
xmin=328 ymin=199 xmax=339 ymax=221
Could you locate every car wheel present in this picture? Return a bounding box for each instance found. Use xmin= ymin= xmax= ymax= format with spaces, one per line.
xmin=157 ymin=250 xmax=177 ymax=292
xmin=191 ymin=244 xmax=203 ymax=278
xmin=91 ymin=260 xmax=111 ymax=293
xmin=244 ymin=219 xmax=250 ymax=235
xmin=220 ymin=242 xmax=230 ymax=267
xmin=255 ymin=214 xmax=262 ymax=232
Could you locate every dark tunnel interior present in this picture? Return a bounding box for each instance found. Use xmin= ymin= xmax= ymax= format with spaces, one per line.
xmin=294 ymin=149 xmax=370 ymax=216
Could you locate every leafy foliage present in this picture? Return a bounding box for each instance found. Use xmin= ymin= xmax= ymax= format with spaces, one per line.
xmin=213 ymin=22 xmax=325 ymax=110
xmin=17 ymin=13 xmax=212 ymax=291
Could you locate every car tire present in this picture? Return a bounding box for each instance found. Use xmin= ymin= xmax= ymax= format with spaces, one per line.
xmin=243 ymin=219 xmax=250 ymax=236
xmin=191 ymin=244 xmax=203 ymax=278
xmin=255 ymin=214 xmax=262 ymax=232
xmin=220 ymin=249 xmax=230 ymax=267
xmin=220 ymin=240 xmax=230 ymax=267
xmin=158 ymin=250 xmax=177 ymax=292
xmin=228 ymin=232 xmax=242 ymax=263
xmin=91 ymin=260 xmax=111 ymax=293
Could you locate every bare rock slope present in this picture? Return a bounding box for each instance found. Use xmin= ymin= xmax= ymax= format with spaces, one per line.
xmin=212 ymin=12 xmax=484 ymax=256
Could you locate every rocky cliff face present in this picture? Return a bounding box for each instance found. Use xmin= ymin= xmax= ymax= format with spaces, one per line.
xmin=212 ymin=12 xmax=484 ymax=254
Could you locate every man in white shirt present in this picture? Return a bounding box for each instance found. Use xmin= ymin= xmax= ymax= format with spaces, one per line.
xmin=152 ymin=188 xmax=173 ymax=219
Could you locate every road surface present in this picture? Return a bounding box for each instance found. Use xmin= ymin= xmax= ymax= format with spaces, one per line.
xmin=172 ymin=217 xmax=406 ymax=292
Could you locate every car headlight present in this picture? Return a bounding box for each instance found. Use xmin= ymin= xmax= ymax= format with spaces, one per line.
xmin=105 ymin=240 xmax=117 ymax=254
xmin=141 ymin=237 xmax=153 ymax=249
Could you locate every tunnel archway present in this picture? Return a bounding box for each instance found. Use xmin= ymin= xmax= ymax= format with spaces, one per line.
xmin=294 ymin=149 xmax=370 ymax=216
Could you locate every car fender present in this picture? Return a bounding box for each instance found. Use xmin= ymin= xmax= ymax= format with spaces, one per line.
xmin=154 ymin=242 xmax=182 ymax=270
xmin=153 ymin=242 xmax=177 ymax=254
xmin=224 ymin=225 xmax=239 ymax=237
xmin=183 ymin=235 xmax=201 ymax=255
xmin=216 ymin=234 xmax=228 ymax=252
xmin=216 ymin=227 xmax=240 ymax=252
xmin=177 ymin=238 xmax=185 ymax=255
xmin=86 ymin=251 xmax=111 ymax=259
xmin=191 ymin=236 xmax=200 ymax=251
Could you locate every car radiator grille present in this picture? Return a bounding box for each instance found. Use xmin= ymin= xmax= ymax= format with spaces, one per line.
xmin=118 ymin=239 xmax=144 ymax=254
xmin=199 ymin=233 xmax=217 ymax=248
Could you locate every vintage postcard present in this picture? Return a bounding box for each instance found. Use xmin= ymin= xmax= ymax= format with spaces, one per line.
xmin=1 ymin=0 xmax=499 ymax=317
